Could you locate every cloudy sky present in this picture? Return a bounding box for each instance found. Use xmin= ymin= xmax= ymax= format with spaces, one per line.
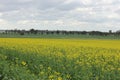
xmin=0 ymin=0 xmax=120 ymax=31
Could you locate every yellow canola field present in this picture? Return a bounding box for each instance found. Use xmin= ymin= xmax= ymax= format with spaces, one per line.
xmin=0 ymin=38 xmax=120 ymax=80
xmin=0 ymin=38 xmax=120 ymax=49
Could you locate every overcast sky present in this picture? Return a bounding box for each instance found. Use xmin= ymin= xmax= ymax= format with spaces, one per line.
xmin=0 ymin=0 xmax=120 ymax=31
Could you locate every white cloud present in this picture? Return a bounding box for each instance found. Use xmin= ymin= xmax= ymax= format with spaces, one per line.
xmin=0 ymin=19 xmax=8 ymax=24
xmin=107 ymin=13 xmax=120 ymax=19
xmin=0 ymin=13 xmax=3 ymax=16
xmin=64 ymin=0 xmax=74 ymax=4
xmin=81 ymin=0 xmax=92 ymax=5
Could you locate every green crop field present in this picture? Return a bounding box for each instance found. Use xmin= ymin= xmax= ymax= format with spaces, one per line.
xmin=0 ymin=33 xmax=120 ymax=39
xmin=0 ymin=38 xmax=120 ymax=80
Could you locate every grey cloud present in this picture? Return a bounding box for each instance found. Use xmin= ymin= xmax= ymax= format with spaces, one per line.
xmin=0 ymin=0 xmax=34 ymax=12
xmin=0 ymin=0 xmax=83 ymax=12
xmin=0 ymin=0 xmax=120 ymax=31
xmin=56 ymin=1 xmax=84 ymax=11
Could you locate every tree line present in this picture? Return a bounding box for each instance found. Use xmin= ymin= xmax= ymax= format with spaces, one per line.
xmin=1 ymin=29 xmax=120 ymax=36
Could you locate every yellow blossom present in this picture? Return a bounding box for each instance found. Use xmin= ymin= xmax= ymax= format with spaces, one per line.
xmin=57 ymin=77 xmax=62 ymax=80
xmin=21 ymin=61 xmax=26 ymax=66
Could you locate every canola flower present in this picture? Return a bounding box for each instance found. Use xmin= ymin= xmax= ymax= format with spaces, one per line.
xmin=54 ymin=71 xmax=60 ymax=76
xmin=57 ymin=77 xmax=62 ymax=80
xmin=21 ymin=61 xmax=26 ymax=66
xmin=49 ymin=75 xmax=54 ymax=79
xmin=66 ymin=74 xmax=71 ymax=79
